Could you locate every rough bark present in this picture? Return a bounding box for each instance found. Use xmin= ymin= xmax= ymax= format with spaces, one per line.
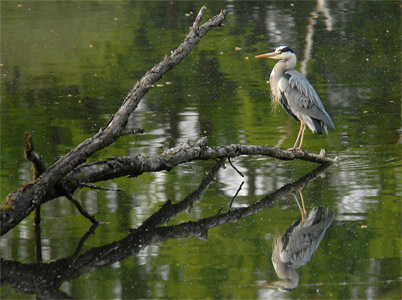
xmin=66 ymin=137 xmax=337 ymax=186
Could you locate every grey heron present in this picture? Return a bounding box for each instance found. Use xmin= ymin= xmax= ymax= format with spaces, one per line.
xmin=256 ymin=46 xmax=335 ymax=152
xmin=265 ymin=192 xmax=336 ymax=291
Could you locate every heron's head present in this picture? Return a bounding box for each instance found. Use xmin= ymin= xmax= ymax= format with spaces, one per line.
xmin=270 ymin=235 xmax=299 ymax=290
xmin=255 ymin=46 xmax=296 ymax=61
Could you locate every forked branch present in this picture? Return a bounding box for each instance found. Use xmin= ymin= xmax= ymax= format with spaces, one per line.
xmin=0 ymin=7 xmax=228 ymax=236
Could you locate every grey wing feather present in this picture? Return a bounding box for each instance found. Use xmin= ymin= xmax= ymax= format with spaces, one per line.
xmin=281 ymin=209 xmax=336 ymax=268
xmin=286 ymin=70 xmax=324 ymax=110
xmin=279 ymin=70 xmax=335 ymax=130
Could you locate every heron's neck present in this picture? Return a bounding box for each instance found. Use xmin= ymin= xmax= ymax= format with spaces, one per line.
xmin=273 ymin=55 xmax=297 ymax=77
xmin=269 ymin=55 xmax=297 ymax=104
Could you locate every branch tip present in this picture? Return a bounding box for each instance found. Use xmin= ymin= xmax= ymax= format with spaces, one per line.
xmin=192 ymin=6 xmax=207 ymax=30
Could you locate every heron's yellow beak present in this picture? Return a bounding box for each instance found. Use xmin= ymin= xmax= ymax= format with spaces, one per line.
xmin=255 ymin=52 xmax=277 ymax=59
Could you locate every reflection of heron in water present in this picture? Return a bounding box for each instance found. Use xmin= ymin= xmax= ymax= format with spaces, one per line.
xmin=266 ymin=191 xmax=336 ymax=291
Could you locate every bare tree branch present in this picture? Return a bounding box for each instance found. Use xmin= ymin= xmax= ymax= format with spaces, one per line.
xmin=0 ymin=7 xmax=228 ymax=236
xmin=1 ymin=133 xmax=337 ymax=235
xmin=63 ymin=137 xmax=336 ymax=187
xmin=29 ymin=137 xmax=337 ymax=202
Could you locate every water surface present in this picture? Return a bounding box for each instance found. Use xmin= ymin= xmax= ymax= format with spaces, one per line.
xmin=1 ymin=1 xmax=401 ymax=299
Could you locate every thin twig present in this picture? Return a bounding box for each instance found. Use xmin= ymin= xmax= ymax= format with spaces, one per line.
xmin=228 ymin=181 xmax=245 ymax=210
xmin=228 ymin=157 xmax=244 ymax=177
xmin=63 ymin=190 xmax=98 ymax=225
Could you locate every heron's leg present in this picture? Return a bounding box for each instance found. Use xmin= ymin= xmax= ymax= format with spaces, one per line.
xmin=292 ymin=193 xmax=305 ymax=222
xmin=291 ymin=121 xmax=304 ymax=150
xmin=296 ymin=123 xmax=306 ymax=151
xmin=299 ymin=191 xmax=307 ymax=220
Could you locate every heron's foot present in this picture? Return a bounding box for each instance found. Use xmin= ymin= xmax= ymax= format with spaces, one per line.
xmin=295 ymin=147 xmax=304 ymax=154
xmin=287 ymin=147 xmax=304 ymax=154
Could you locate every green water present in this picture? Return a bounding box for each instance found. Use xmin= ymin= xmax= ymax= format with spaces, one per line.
xmin=1 ymin=1 xmax=401 ymax=299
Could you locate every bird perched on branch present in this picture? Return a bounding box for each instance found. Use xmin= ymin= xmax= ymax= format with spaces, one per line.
xmin=256 ymin=46 xmax=335 ymax=152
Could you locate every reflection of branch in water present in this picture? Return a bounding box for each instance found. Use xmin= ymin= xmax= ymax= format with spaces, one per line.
xmin=71 ymin=223 xmax=99 ymax=260
xmin=262 ymin=191 xmax=336 ymax=291
xmin=300 ymin=12 xmax=317 ymax=76
xmin=228 ymin=157 xmax=244 ymax=178
xmin=300 ymin=0 xmax=334 ymax=76
xmin=228 ymin=181 xmax=245 ymax=210
xmin=318 ymin=0 xmax=333 ymax=32
xmin=1 ymin=163 xmax=332 ymax=298
xmin=0 ymin=160 xmax=224 ymax=298
xmin=130 ymin=158 xmax=224 ymax=232
xmin=34 ymin=210 xmax=42 ymax=263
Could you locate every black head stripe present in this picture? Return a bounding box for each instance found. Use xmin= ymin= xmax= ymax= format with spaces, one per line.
xmin=278 ymin=46 xmax=295 ymax=54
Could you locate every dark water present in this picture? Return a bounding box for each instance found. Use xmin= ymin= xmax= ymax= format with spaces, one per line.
xmin=1 ymin=1 xmax=401 ymax=299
